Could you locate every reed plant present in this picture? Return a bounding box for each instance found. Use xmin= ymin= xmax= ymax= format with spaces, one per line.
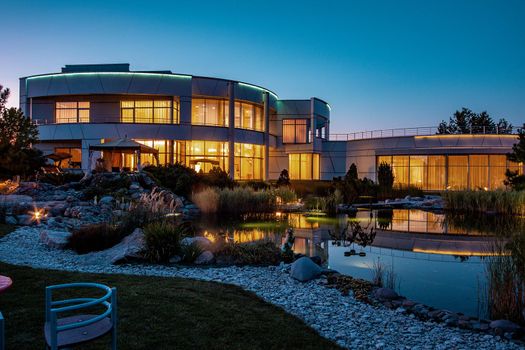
xmin=192 ymin=186 xmax=298 ymax=215
xmin=443 ymin=190 xmax=525 ymax=216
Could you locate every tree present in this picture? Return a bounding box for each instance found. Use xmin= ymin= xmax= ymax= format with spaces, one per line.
xmin=377 ymin=162 xmax=394 ymax=191
xmin=437 ymin=108 xmax=512 ymax=134
xmin=276 ymin=169 xmax=291 ymax=187
xmin=505 ymin=123 xmax=525 ymax=191
xmin=345 ymin=163 xmax=358 ymax=182
xmin=0 ymin=85 xmax=45 ymax=178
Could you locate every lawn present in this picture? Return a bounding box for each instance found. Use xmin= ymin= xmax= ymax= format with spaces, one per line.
xmin=0 ymin=262 xmax=341 ymax=349
xmin=0 ymin=224 xmax=16 ymax=238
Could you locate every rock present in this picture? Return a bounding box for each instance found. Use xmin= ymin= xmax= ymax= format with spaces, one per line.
xmin=169 ymin=255 xmax=182 ymax=264
xmin=5 ymin=216 xmax=17 ymax=225
xmin=129 ymin=182 xmax=141 ymax=190
xmin=402 ymin=299 xmax=416 ymax=307
xmin=290 ymin=257 xmax=322 ymax=282
xmin=489 ymin=319 xmax=520 ymax=333
xmin=194 ymin=251 xmax=214 ymax=265
xmin=310 ymin=255 xmax=322 ymax=266
xmin=99 ymin=196 xmax=115 ymax=204
xmin=39 ymin=230 xmax=71 ymax=249
xmin=16 ymin=214 xmax=33 ymax=226
xmin=374 ymin=288 xmax=399 ymax=301
xmin=82 ymin=228 xmax=146 ymax=265
xmin=0 ymin=194 xmax=33 ymax=205
xmin=181 ymin=236 xmax=213 ymax=251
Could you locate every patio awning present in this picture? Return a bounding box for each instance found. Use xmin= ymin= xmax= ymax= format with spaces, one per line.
xmin=45 ymin=152 xmax=73 ymax=162
xmin=89 ymin=138 xmax=159 ymax=154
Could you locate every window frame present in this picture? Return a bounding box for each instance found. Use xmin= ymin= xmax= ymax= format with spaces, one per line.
xmin=282 ymin=119 xmax=310 ymax=144
xmin=55 ymin=102 xmax=90 ymax=123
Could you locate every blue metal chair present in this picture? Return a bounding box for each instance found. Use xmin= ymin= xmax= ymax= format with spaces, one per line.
xmin=0 ymin=311 xmax=4 ymax=350
xmin=44 ymin=283 xmax=117 ymax=350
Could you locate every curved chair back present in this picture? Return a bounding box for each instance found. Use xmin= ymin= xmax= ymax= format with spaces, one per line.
xmin=45 ymin=282 xmax=117 ymax=350
xmin=0 ymin=311 xmax=4 ymax=350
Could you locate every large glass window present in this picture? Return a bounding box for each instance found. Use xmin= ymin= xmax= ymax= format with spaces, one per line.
xmin=54 ymin=147 xmax=82 ymax=168
xmin=447 ymin=155 xmax=468 ymax=189
xmin=283 ymin=119 xmax=309 ymax=144
xmin=469 ymin=155 xmax=489 ymax=190
xmin=234 ymin=102 xmax=264 ymax=131
xmin=377 ymin=154 xmax=512 ymax=191
xmin=55 ymin=102 xmax=90 ymax=123
xmin=289 ymin=153 xmax=320 ymax=180
xmin=179 ymin=140 xmax=229 ymax=174
xmin=120 ymin=99 xmax=179 ymax=124
xmin=192 ymin=98 xmax=229 ymax=127
xmin=427 ymin=156 xmax=446 ymax=190
xmin=234 ymin=143 xmax=264 ymax=180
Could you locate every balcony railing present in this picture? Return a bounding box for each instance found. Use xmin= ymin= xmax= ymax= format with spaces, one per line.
xmin=329 ymin=126 xmax=519 ymax=141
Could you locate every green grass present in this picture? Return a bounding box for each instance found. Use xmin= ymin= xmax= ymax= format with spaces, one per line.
xmin=0 ymin=224 xmax=16 ymax=238
xmin=0 ymin=262 xmax=341 ymax=350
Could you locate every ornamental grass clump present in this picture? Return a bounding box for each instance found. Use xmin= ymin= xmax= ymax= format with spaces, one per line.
xmin=216 ymin=240 xmax=281 ymax=266
xmin=191 ymin=187 xmax=219 ymax=214
xmin=143 ymin=221 xmax=192 ymax=263
xmin=443 ymin=190 xmax=525 ymax=215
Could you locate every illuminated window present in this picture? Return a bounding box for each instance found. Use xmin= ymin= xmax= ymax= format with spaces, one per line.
xmin=234 ymin=102 xmax=264 ymax=131
xmin=469 ymin=155 xmax=489 ymax=190
xmin=191 ymin=98 xmax=229 ymax=127
xmin=234 ymin=143 xmax=264 ymax=180
xmin=288 ymin=153 xmax=320 ymax=180
xmin=54 ymin=147 xmax=82 ymax=168
xmin=55 ymin=102 xmax=90 ymax=123
xmin=409 ymin=156 xmax=427 ymax=189
xmin=392 ymin=156 xmax=409 ymax=188
xmin=178 ymin=140 xmax=229 ymax=174
xmin=447 ymin=155 xmax=468 ymax=190
xmin=120 ymin=99 xmax=179 ymax=124
xmin=427 ymin=156 xmax=446 ymax=190
xmin=283 ymin=119 xmax=309 ymax=144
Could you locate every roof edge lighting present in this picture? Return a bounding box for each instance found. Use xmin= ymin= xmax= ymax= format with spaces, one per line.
xmin=26 ymin=72 xmax=192 ymax=80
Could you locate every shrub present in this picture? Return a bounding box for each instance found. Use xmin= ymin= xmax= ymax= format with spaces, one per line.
xmin=290 ymin=180 xmax=332 ymax=197
xmin=377 ymin=162 xmax=394 ymax=193
xmin=82 ymin=173 xmax=132 ymax=199
xmin=199 ymin=167 xmax=235 ymax=189
xmin=218 ymin=187 xmax=274 ymax=215
xmin=215 ymin=240 xmax=281 ymax=266
xmin=67 ymin=223 xmax=124 ymax=254
xmin=143 ymin=221 xmax=191 ymax=263
xmin=276 ymin=169 xmax=291 ymax=187
xmin=143 ymin=163 xmax=198 ymax=197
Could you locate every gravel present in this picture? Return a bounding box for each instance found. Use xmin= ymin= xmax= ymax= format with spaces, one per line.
xmin=1 ymin=226 xmax=522 ymax=350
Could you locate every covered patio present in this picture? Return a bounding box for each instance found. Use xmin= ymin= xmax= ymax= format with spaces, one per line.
xmin=89 ymin=138 xmax=159 ymax=172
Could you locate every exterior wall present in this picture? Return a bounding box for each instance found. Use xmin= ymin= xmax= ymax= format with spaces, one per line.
xmin=20 ymin=65 xmax=520 ymax=185
xmin=345 ymin=134 xmax=520 ymax=182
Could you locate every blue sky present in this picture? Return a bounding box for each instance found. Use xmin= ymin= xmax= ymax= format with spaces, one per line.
xmin=1 ymin=0 xmax=523 ymax=133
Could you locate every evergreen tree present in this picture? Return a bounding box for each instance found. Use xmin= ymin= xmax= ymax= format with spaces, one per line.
xmin=437 ymin=108 xmax=512 ymax=134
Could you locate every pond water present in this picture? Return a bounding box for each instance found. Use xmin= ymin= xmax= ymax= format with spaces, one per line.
xmin=196 ymin=209 xmax=525 ymax=319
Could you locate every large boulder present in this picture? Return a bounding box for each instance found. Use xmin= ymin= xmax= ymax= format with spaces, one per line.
xmin=16 ymin=214 xmax=33 ymax=226
xmin=489 ymin=319 xmax=521 ymax=333
xmin=374 ymin=287 xmax=399 ymax=300
xmin=194 ymin=251 xmax=214 ymax=265
xmin=0 ymin=194 xmax=33 ymax=205
xmin=40 ymin=230 xmax=72 ymax=249
xmin=181 ymin=236 xmax=213 ymax=251
xmin=82 ymin=228 xmax=146 ymax=265
xmin=290 ymin=257 xmax=322 ymax=282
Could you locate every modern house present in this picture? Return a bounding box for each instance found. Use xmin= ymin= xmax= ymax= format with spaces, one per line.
xmin=20 ymin=63 xmax=523 ymax=190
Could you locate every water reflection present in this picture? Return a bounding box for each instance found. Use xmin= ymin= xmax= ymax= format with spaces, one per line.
xmin=196 ymin=209 xmax=524 ymax=321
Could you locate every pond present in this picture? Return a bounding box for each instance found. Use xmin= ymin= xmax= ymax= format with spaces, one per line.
xmin=196 ymin=209 xmax=525 ymax=320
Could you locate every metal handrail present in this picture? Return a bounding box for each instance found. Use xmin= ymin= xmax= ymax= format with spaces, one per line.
xmin=329 ymin=126 xmax=519 ymax=141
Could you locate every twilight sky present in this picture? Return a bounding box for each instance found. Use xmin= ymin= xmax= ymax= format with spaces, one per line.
xmin=1 ymin=0 xmax=523 ymax=133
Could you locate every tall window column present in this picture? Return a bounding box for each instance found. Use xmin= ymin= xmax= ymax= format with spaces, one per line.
xmin=263 ymin=91 xmax=269 ymax=180
xmin=228 ymin=82 xmax=235 ymax=180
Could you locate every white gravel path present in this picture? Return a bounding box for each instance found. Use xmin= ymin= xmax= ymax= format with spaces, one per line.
xmin=0 ymin=226 xmax=522 ymax=350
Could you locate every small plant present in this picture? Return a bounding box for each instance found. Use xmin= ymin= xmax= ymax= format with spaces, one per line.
xmin=180 ymin=242 xmax=204 ymax=263
xmin=143 ymin=221 xmax=189 ymax=263
xmin=67 ymin=223 xmax=124 ymax=254
xmin=216 ymin=240 xmax=281 ymax=266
